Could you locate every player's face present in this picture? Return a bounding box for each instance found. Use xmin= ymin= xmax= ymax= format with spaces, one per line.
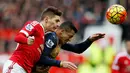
xmin=60 ymin=29 xmax=75 ymax=44
xmin=126 ymin=41 xmax=130 ymax=54
xmin=46 ymin=15 xmax=60 ymax=31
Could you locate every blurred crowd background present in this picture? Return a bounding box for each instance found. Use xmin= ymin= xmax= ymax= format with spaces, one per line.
xmin=0 ymin=0 xmax=130 ymax=73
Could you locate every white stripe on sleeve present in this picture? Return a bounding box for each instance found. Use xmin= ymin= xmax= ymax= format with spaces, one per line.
xmin=20 ymin=30 xmax=29 ymax=37
xmin=112 ymin=64 xmax=119 ymax=70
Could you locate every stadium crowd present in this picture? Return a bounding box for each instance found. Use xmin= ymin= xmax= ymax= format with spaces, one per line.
xmin=0 ymin=0 xmax=107 ymax=52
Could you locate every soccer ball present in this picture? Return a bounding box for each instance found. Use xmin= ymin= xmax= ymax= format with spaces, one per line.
xmin=106 ymin=4 xmax=127 ymax=24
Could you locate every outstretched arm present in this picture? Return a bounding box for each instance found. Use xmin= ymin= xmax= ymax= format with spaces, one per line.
xmin=61 ymin=33 xmax=105 ymax=54
xmin=61 ymin=38 xmax=92 ymax=54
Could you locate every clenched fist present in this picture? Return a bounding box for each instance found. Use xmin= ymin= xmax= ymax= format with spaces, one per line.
xmin=27 ymin=36 xmax=35 ymax=45
xmin=89 ymin=33 xmax=105 ymax=42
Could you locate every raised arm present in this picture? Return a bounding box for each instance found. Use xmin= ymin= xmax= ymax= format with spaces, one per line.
xmin=61 ymin=38 xmax=92 ymax=54
xmin=61 ymin=33 xmax=105 ymax=54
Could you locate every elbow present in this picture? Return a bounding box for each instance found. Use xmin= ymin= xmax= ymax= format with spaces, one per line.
xmin=14 ymin=34 xmax=21 ymax=43
xmin=14 ymin=35 xmax=19 ymax=42
xmin=75 ymin=50 xmax=84 ymax=54
xmin=14 ymin=33 xmax=27 ymax=44
xmin=77 ymin=51 xmax=84 ymax=54
xmin=77 ymin=48 xmax=88 ymax=54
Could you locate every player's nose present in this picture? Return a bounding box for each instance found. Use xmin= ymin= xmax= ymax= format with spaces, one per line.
xmin=54 ymin=25 xmax=59 ymax=29
xmin=56 ymin=25 xmax=60 ymax=28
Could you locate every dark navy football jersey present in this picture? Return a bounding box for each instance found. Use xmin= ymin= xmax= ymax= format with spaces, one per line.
xmin=36 ymin=32 xmax=61 ymax=67
xmin=42 ymin=32 xmax=58 ymax=56
xmin=35 ymin=31 xmax=93 ymax=67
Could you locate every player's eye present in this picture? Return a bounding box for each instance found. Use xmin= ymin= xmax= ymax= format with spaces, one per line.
xmin=68 ymin=39 xmax=71 ymax=42
xmin=55 ymin=19 xmax=60 ymax=23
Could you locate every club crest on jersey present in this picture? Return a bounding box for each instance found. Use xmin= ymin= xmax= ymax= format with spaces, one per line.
xmin=25 ymin=24 xmax=34 ymax=31
xmin=46 ymin=39 xmax=54 ymax=48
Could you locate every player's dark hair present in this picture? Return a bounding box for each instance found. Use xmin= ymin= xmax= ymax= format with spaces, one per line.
xmin=41 ymin=6 xmax=62 ymax=20
xmin=124 ymin=36 xmax=130 ymax=42
xmin=60 ymin=21 xmax=77 ymax=33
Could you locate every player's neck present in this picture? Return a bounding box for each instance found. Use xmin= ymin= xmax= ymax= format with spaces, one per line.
xmin=55 ymin=30 xmax=62 ymax=46
xmin=40 ymin=21 xmax=47 ymax=32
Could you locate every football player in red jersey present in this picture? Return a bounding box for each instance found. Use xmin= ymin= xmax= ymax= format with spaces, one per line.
xmin=112 ymin=38 xmax=130 ymax=73
xmin=2 ymin=6 xmax=62 ymax=73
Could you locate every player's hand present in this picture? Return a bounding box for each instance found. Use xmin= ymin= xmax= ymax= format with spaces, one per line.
xmin=27 ymin=36 xmax=35 ymax=45
xmin=60 ymin=61 xmax=77 ymax=70
xmin=89 ymin=33 xmax=105 ymax=42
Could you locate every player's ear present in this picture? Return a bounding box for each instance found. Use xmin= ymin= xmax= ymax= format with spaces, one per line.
xmin=44 ymin=16 xmax=49 ymax=23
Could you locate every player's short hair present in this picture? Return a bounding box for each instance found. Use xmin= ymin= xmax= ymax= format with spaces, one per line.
xmin=125 ymin=36 xmax=130 ymax=42
xmin=41 ymin=6 xmax=62 ymax=20
xmin=59 ymin=21 xmax=77 ymax=33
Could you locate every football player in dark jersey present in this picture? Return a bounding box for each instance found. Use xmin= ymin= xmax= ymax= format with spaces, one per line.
xmin=32 ymin=21 xmax=105 ymax=73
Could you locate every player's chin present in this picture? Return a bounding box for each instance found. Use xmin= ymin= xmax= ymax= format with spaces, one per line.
xmin=61 ymin=41 xmax=65 ymax=45
xmin=51 ymin=28 xmax=57 ymax=31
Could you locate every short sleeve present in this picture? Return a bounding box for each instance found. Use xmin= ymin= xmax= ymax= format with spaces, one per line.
xmin=112 ymin=55 xmax=120 ymax=70
xmin=43 ymin=32 xmax=58 ymax=56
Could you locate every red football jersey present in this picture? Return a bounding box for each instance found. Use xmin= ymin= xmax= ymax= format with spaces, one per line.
xmin=10 ymin=21 xmax=45 ymax=73
xmin=112 ymin=52 xmax=130 ymax=73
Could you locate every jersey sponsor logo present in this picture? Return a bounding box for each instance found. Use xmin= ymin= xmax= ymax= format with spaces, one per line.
xmin=25 ymin=24 xmax=34 ymax=31
xmin=45 ymin=39 xmax=54 ymax=48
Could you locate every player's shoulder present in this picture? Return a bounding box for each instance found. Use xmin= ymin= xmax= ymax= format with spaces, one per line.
xmin=45 ymin=32 xmax=57 ymax=38
xmin=25 ymin=20 xmax=40 ymax=26
xmin=22 ymin=20 xmax=40 ymax=31
xmin=45 ymin=32 xmax=58 ymax=42
xmin=26 ymin=20 xmax=39 ymax=23
xmin=115 ymin=52 xmax=127 ymax=59
xmin=45 ymin=32 xmax=58 ymax=49
xmin=113 ymin=52 xmax=127 ymax=64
